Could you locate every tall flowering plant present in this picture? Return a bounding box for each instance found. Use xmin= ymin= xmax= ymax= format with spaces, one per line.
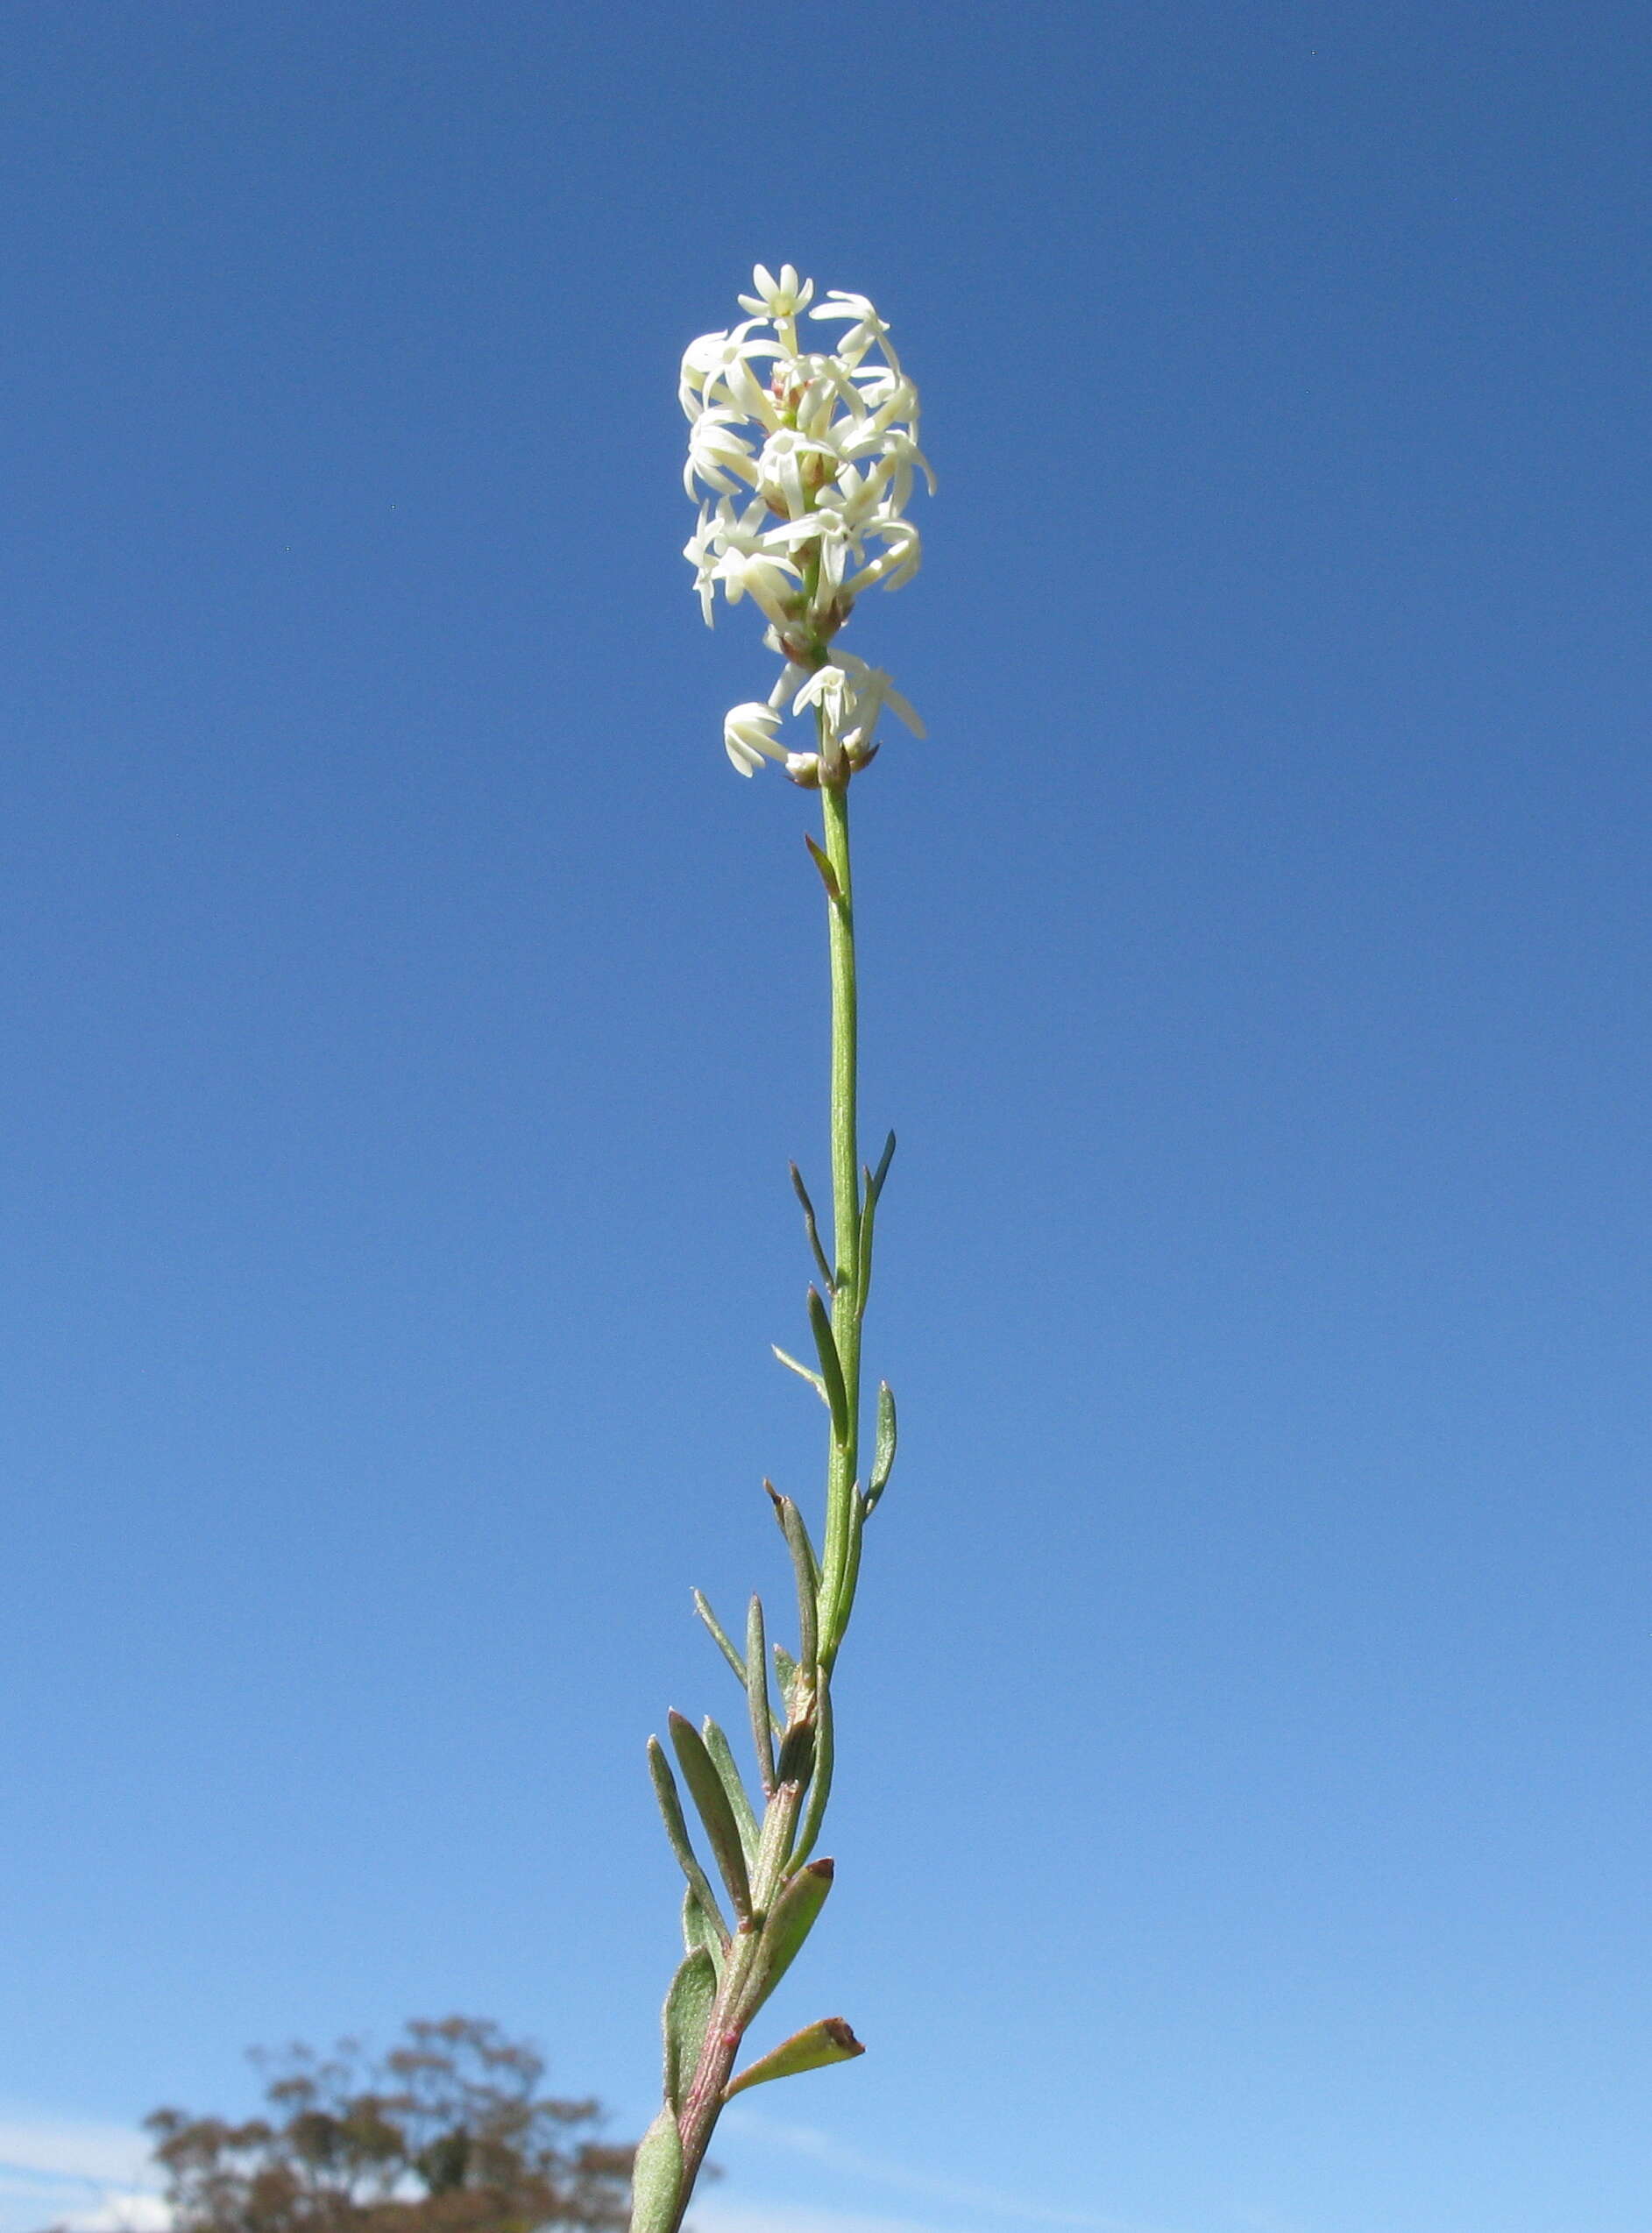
xmin=628 ymin=266 xmax=932 ymax=2233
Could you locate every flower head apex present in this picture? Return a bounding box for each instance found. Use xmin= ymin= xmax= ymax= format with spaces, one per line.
xmin=739 ymin=264 xmax=814 ymax=320
xmin=682 ymin=266 xmax=932 ymax=783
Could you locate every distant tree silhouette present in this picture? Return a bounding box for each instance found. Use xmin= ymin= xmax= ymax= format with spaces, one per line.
xmin=143 ymin=2017 xmax=635 ymax=2233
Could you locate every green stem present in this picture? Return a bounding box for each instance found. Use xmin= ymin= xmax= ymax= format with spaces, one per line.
xmin=818 ymin=776 xmax=861 ymax=1670
xmin=641 ymin=764 xmax=877 ymax=2233
xmin=665 ymin=1776 xmax=808 ymax=2233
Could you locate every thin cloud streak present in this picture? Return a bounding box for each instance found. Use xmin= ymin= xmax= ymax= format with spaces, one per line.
xmin=720 ymin=2110 xmax=1189 ymax=2233
xmin=0 ymin=2117 xmax=164 ymax=2233
xmin=0 ymin=2123 xmax=153 ymax=2189
xmin=691 ymin=2203 xmax=951 ymax=2233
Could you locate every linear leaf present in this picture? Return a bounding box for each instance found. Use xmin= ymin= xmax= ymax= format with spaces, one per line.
xmin=681 ymin=1885 xmax=725 ymax=1972
xmin=772 ymin=1345 xmax=828 ymax=1405
xmin=692 ymin=1590 xmax=748 ymax=1686
xmin=627 ymin=2107 xmax=682 ymax=2233
xmin=805 ymin=1288 xmax=850 ymax=1448
xmin=700 ymin=1718 xmax=760 ymax=1868
xmin=648 ymin=1735 xmax=729 ymax=1946
xmin=669 ymin=1711 xmax=752 ymax=1921
xmin=857 ymin=1164 xmax=880 ymax=1316
xmin=856 ymin=1137 xmax=895 ymax=1314
xmin=788 ymin=1680 xmax=834 ymax=1869
xmin=724 ymin=2016 xmax=865 ymax=2101
xmin=769 ymin=1491 xmax=819 ymax=1669
xmin=662 ymin=1946 xmax=719 ymax=2111
xmin=735 ymin=1857 xmax=834 ymax=2026
xmin=789 ymin=1162 xmax=834 ymax=1291
xmin=865 ymin=1381 xmax=897 ymax=1513
xmin=804 ymin=830 xmax=842 ymax=904
xmin=743 ymin=1595 xmax=776 ymax=1797
xmin=775 ymin=1719 xmax=816 ymax=1789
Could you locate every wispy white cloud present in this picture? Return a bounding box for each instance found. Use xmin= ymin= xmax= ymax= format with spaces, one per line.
xmin=38 ymin=2192 xmax=169 ymax=2233
xmin=717 ymin=2109 xmax=1188 ymax=2233
xmin=0 ymin=2106 xmax=1200 ymax=2233
xmin=691 ymin=2202 xmax=952 ymax=2233
xmin=0 ymin=2125 xmax=152 ymax=2191
xmin=0 ymin=2116 xmax=163 ymax=2233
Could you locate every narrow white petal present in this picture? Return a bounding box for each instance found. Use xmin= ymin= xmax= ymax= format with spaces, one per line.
xmin=885 ymin=684 xmax=925 ymax=737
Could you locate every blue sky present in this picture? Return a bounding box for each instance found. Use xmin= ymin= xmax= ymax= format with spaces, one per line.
xmin=3 ymin=6 xmax=1648 ymax=2232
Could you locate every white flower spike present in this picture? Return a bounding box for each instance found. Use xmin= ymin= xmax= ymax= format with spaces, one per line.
xmin=683 ymin=264 xmax=932 ymax=781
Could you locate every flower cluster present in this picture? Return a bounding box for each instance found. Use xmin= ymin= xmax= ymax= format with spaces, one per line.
xmin=682 ymin=264 xmax=933 ymax=783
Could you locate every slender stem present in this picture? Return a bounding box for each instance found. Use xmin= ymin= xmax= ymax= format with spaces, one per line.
xmin=666 ymin=1776 xmax=807 ymax=2232
xmin=646 ymin=771 xmax=872 ymax=2233
xmin=818 ymin=776 xmax=861 ymax=1669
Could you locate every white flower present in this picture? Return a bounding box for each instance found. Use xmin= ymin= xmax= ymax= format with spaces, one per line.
xmin=766 ymin=657 xmax=813 ymax=712
xmin=755 ymin=425 xmax=841 ymax=520
xmin=841 ymin=376 xmax=920 ymax=450
xmin=849 ymin=515 xmax=922 ymax=594
xmin=810 ymin=290 xmax=900 ymax=375
xmin=683 ymin=504 xmax=723 ymax=626
xmin=793 ymin=653 xmax=925 ymax=760
xmin=713 ymin=546 xmax=801 ymax=628
xmin=684 ymin=407 xmax=759 ymax=499
xmin=738 ymin=263 xmax=814 ymax=320
xmin=874 ymin=429 xmax=936 ymax=512
xmin=840 ymin=419 xmax=932 ymax=506
xmin=723 ymin=701 xmax=787 ymax=777
xmin=679 ymin=321 xmax=781 ymax=421
xmin=683 ymin=265 xmax=932 ymax=780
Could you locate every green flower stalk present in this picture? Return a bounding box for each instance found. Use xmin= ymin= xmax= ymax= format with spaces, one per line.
xmin=628 ymin=267 xmax=932 ymax=2233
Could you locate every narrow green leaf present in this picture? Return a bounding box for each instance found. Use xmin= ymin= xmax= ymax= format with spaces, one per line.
xmin=723 ymin=2016 xmax=865 ymax=2101
xmin=767 ymin=1487 xmax=819 ymax=1671
xmin=805 ymin=1287 xmax=851 ymax=1449
xmin=865 ymin=1381 xmax=897 ymax=1513
xmin=857 ymin=1163 xmax=880 ymax=1316
xmin=669 ymin=1711 xmax=752 ymax=1921
xmin=772 ymin=1345 xmax=828 ymax=1406
xmin=681 ymin=1885 xmax=725 ymax=1972
xmin=692 ymin=1590 xmax=748 ymax=1686
xmin=782 ymin=1494 xmax=822 ymax=1593
xmin=743 ymin=1594 xmax=776 ymax=1797
xmin=749 ymin=1779 xmax=804 ymax=1918
xmin=735 ymin=1858 xmax=834 ymax=2026
xmin=855 ymin=1137 xmax=896 ymax=1315
xmin=775 ymin=1719 xmax=816 ymax=1788
xmin=803 ymin=831 xmax=842 ymax=904
xmin=700 ymin=1718 xmax=760 ymax=1868
xmin=789 ymin=1162 xmax=834 ymax=1292
xmin=788 ymin=1681 xmax=834 ymax=1869
xmin=648 ymin=1735 xmax=730 ymax=1947
xmin=829 ymin=1494 xmax=864 ymax=1666
xmin=772 ymin=1640 xmax=799 ymax=1712
xmin=662 ymin=1946 xmax=719 ymax=2111
xmin=627 ymin=2106 xmax=682 ymax=2233
xmin=854 ymin=1131 xmax=895 ymax=1321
